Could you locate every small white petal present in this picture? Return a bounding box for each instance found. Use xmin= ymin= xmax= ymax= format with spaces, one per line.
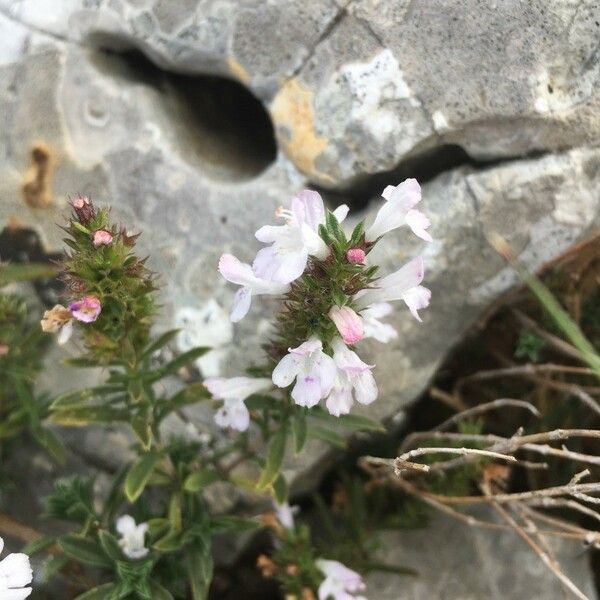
xmin=354 ymin=371 xmax=378 ymax=405
xmin=405 ymin=208 xmax=433 ymax=242
xmin=402 ymin=285 xmax=431 ymax=321
xmin=292 ymin=374 xmax=322 ymax=407
xmin=57 ymin=320 xmax=73 ymax=345
xmin=230 ymin=287 xmax=252 ymax=322
xmin=218 ymin=254 xmax=255 ymax=286
xmin=332 ymin=204 xmax=350 ymax=223
xmin=205 ymin=377 xmax=271 ymax=400
xmin=0 ymin=554 xmax=33 ymax=589
xmin=272 ymin=353 xmax=302 ymax=387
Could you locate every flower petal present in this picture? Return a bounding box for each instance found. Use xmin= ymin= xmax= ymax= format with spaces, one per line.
xmin=230 ymin=287 xmax=252 ymax=322
xmin=228 ymin=399 xmax=250 ymax=431
xmin=402 ymin=285 xmax=431 ymax=321
xmin=291 ymin=374 xmax=322 ymax=407
xmin=289 ymin=337 xmax=322 ymax=355
xmin=381 ymin=178 xmax=421 ymax=209
xmin=354 ymin=370 xmax=378 ymax=405
xmin=405 ymin=208 xmax=432 ymax=242
xmin=326 ymin=386 xmax=354 ymax=417
xmin=0 ymin=553 xmax=33 ymax=588
xmin=272 ymin=353 xmax=302 ymax=387
xmin=291 ymin=190 xmax=325 ymax=230
xmin=4 ymin=588 xmax=33 ymax=600
xmin=205 ymin=377 xmax=271 ymax=400
xmin=332 ymin=204 xmax=350 ymax=223
xmin=218 ymin=254 xmax=255 ymax=286
xmin=116 ymin=515 xmax=136 ymax=536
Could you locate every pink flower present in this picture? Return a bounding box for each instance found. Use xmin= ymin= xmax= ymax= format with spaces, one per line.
xmin=272 ymin=337 xmax=336 ymax=408
xmin=218 ymin=254 xmax=290 ymax=322
xmin=69 ymin=296 xmax=102 ymax=323
xmin=205 ymin=377 xmax=272 ymax=432
xmin=346 ymin=248 xmax=366 ymax=264
xmin=316 ymin=559 xmax=366 ymax=600
xmin=70 ymin=195 xmax=95 ymax=223
xmin=365 ymin=178 xmax=432 ymax=243
xmin=253 ymin=190 xmax=349 ymax=284
xmin=329 ymin=306 xmax=364 ymax=344
xmin=354 ymin=256 xmax=431 ymax=322
xmin=92 ymin=229 xmax=113 ymax=247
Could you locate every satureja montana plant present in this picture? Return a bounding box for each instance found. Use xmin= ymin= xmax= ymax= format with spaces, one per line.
xmin=28 ymin=180 xmax=431 ymax=599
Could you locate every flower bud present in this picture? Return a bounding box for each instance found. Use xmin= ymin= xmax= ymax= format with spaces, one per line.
xmin=92 ymin=229 xmax=113 ymax=247
xmin=71 ymin=195 xmax=96 ymax=224
xmin=69 ymin=296 xmax=102 ymax=323
xmin=346 ymin=248 xmax=366 ymax=264
xmin=329 ymin=305 xmax=364 ymax=344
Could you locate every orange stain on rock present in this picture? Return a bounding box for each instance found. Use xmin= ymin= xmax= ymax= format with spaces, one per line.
xmin=271 ymin=78 xmax=332 ymax=183
xmin=22 ymin=143 xmax=55 ymax=208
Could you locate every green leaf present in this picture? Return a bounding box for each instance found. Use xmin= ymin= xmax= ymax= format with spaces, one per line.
xmin=0 ymin=262 xmax=58 ymax=285
xmin=310 ymin=407 xmax=386 ymax=433
xmin=209 ymin=516 xmax=260 ymax=534
xmin=168 ymin=491 xmax=182 ymax=531
xmin=257 ymin=426 xmax=287 ymax=490
xmin=50 ymin=386 xmax=122 ymax=409
xmin=124 ymin=453 xmax=160 ymax=503
xmin=183 ymin=469 xmax=219 ymax=493
xmin=152 ymin=347 xmax=210 ymax=380
xmin=272 ymin=473 xmax=288 ymax=504
xmin=142 ymin=329 xmax=180 ymax=358
xmin=98 ymin=530 xmax=124 ymax=562
xmin=74 ymin=583 xmax=118 ymax=600
xmin=23 ymin=535 xmax=56 ymax=556
xmin=59 ymin=535 xmax=112 ymax=568
xmin=153 ymin=529 xmax=182 ymax=552
xmin=292 ymin=411 xmax=308 ymax=454
xmin=50 ymin=406 xmax=128 ymax=426
xmin=349 ymin=221 xmax=365 ymax=246
xmin=131 ymin=412 xmax=153 ymax=450
xmin=149 ymin=580 xmax=175 ymax=600
xmin=187 ymin=544 xmax=213 ymax=600
xmin=308 ymin=425 xmax=346 ymax=448
xmin=245 ymin=394 xmax=276 ymax=410
xmin=326 ymin=210 xmax=347 ymax=244
xmin=31 ymin=426 xmax=66 ymax=464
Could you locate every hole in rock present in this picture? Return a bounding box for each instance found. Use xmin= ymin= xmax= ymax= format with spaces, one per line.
xmin=316 ymin=144 xmax=472 ymax=213
xmin=87 ymin=39 xmax=277 ymax=182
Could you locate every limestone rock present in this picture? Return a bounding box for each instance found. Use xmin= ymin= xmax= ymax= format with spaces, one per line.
xmin=366 ymin=507 xmax=598 ymax=599
xmin=1 ymin=1 xmax=599 ymax=185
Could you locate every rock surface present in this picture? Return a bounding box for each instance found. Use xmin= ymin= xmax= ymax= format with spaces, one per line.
xmin=366 ymin=507 xmax=598 ymax=599
xmin=0 ymin=0 xmax=599 ymax=582
xmin=1 ymin=0 xmax=599 ymax=185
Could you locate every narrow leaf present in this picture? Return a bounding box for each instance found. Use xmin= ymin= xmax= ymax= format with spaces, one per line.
xmin=124 ymin=453 xmax=160 ymax=503
xmin=257 ymin=426 xmax=287 ymax=490
xmin=58 ymin=535 xmax=112 ymax=568
xmin=184 ymin=469 xmax=219 ymax=493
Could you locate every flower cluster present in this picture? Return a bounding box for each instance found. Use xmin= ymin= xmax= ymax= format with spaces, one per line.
xmin=41 ymin=195 xmax=154 ymax=362
xmin=213 ymin=179 xmax=431 ymax=428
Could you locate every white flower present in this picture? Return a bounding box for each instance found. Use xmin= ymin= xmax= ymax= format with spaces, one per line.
xmin=354 ymin=256 xmax=431 ymax=322
xmin=361 ymin=303 xmax=398 ymax=343
xmin=316 ymin=559 xmax=367 ymax=600
xmin=116 ymin=515 xmax=149 ymax=560
xmin=272 ymin=337 xmax=336 ymax=408
xmin=365 ymin=178 xmax=432 ymax=242
xmin=205 ymin=377 xmax=272 ymax=432
xmin=253 ymin=190 xmax=349 ymax=284
xmin=329 ymin=306 xmax=364 ymax=344
xmin=175 ymin=302 xmax=233 ymax=377
xmin=274 ymin=501 xmax=299 ymax=531
xmin=218 ymin=254 xmax=290 ymax=322
xmin=325 ymin=339 xmax=377 ymax=417
xmin=0 ymin=537 xmax=33 ymax=600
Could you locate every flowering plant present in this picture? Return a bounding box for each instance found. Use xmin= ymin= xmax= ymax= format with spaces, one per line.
xmin=18 ymin=179 xmax=430 ymax=599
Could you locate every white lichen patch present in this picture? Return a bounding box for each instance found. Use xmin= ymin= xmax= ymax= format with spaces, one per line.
xmin=432 ymin=111 xmax=450 ymax=133
xmin=0 ymin=12 xmax=28 ymax=66
xmin=332 ymin=49 xmax=419 ymax=142
xmin=175 ymin=300 xmax=233 ymax=377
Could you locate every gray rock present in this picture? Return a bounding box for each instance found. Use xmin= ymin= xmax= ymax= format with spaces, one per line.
xmin=366 ymin=507 xmax=597 ymax=599
xmin=0 ymin=3 xmax=599 ymax=582
xmin=2 ymin=1 xmax=598 ymax=185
